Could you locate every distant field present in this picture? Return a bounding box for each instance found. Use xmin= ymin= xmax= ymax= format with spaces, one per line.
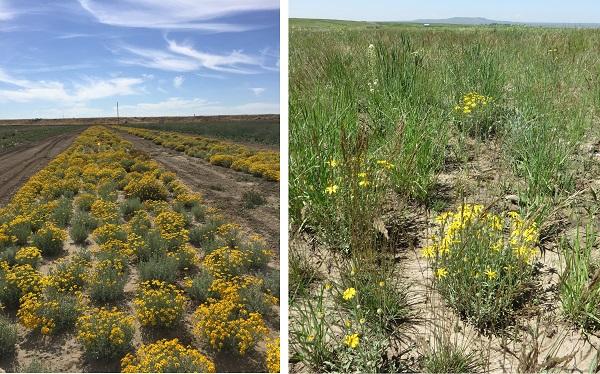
xmin=123 ymin=120 xmax=280 ymax=145
xmin=0 ymin=125 xmax=85 ymax=153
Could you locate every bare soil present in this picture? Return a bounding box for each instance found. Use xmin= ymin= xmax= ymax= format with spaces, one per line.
xmin=0 ymin=130 xmax=83 ymax=205
xmin=117 ymin=130 xmax=280 ymax=257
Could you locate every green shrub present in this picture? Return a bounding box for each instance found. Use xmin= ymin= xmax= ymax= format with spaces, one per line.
xmin=189 ymin=219 xmax=221 ymax=248
xmin=0 ymin=314 xmax=17 ymax=358
xmin=191 ymin=205 xmax=206 ymax=222
xmin=120 ymin=197 xmax=142 ymax=219
xmin=0 ymin=246 xmax=17 ymax=266
xmin=242 ymin=190 xmax=266 ymax=209
xmin=129 ymin=210 xmax=152 ymax=237
xmin=8 ymin=216 xmax=31 ymax=245
xmin=89 ymin=259 xmax=128 ymax=302
xmin=138 ymin=254 xmax=178 ymax=283
xmin=75 ymin=193 xmax=96 ymax=212
xmin=50 ymin=197 xmax=73 ymax=228
xmin=423 ymin=332 xmax=482 ymax=374
xmin=138 ymin=230 xmax=167 ymax=262
xmin=184 ymin=267 xmax=213 ymax=303
xmin=32 ymin=222 xmax=67 ymax=256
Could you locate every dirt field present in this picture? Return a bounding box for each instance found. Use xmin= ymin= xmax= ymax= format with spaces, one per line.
xmin=116 ymin=130 xmax=280 ymax=258
xmin=0 ymin=130 xmax=83 ymax=205
xmin=0 ymin=127 xmax=279 ymax=373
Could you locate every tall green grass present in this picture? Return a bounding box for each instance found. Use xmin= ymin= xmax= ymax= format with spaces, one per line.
xmin=290 ymin=25 xmax=600 ymax=246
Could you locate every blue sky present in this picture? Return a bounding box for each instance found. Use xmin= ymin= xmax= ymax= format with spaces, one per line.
xmin=0 ymin=0 xmax=279 ymax=119
xmin=290 ymin=0 xmax=600 ymax=24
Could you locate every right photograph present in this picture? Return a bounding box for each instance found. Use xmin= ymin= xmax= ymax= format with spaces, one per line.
xmin=288 ymin=1 xmax=600 ymax=372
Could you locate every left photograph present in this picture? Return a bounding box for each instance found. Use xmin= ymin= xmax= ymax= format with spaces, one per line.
xmin=0 ymin=1 xmax=280 ymax=373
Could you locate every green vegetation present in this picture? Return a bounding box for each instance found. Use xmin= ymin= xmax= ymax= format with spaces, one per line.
xmin=289 ymin=20 xmax=600 ymax=373
xmin=120 ymin=120 xmax=280 ymax=145
xmin=0 ymin=125 xmax=83 ymax=153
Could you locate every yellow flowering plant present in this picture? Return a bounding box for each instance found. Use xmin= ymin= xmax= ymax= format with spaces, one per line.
xmin=17 ymin=288 xmax=82 ymax=335
xmin=192 ymin=293 xmax=268 ymax=355
xmin=133 ymin=280 xmax=188 ymax=328
xmin=31 ymin=222 xmax=67 ymax=256
xmin=14 ymin=246 xmax=42 ymax=268
xmin=422 ymin=204 xmax=539 ymax=330
xmin=121 ymin=338 xmax=216 ymax=373
xmin=0 ymin=261 xmax=20 ymax=307
xmin=45 ymin=254 xmax=90 ymax=293
xmin=266 ymin=337 xmax=280 ymax=373
xmin=453 ymin=91 xmax=500 ymax=137
xmin=76 ymin=307 xmax=134 ymax=359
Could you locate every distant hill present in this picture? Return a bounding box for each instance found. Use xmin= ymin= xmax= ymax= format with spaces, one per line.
xmin=411 ymin=17 xmax=600 ymax=28
xmin=413 ymin=17 xmax=509 ymax=25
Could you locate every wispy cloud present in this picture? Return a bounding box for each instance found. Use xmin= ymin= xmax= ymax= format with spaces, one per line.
xmin=0 ymin=0 xmax=15 ymax=21
xmin=117 ymin=39 xmax=270 ymax=74
xmin=250 ymin=87 xmax=265 ymax=96
xmin=118 ymin=44 xmax=201 ymax=72
xmin=13 ymin=63 xmax=96 ymax=74
xmin=0 ymin=68 xmax=145 ymax=103
xmin=55 ymin=33 xmax=94 ymax=40
xmin=119 ymin=97 xmax=279 ymax=116
xmin=77 ymin=0 xmax=278 ymax=31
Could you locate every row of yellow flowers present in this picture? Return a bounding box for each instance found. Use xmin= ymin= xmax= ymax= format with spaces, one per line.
xmin=118 ymin=126 xmax=280 ymax=181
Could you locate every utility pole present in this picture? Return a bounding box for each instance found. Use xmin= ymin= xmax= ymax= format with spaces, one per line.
xmin=116 ymin=101 xmax=120 ymax=125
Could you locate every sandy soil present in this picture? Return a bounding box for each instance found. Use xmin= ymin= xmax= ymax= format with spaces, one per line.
xmin=116 ymin=130 xmax=280 ymax=257
xmin=0 ymin=130 xmax=83 ymax=205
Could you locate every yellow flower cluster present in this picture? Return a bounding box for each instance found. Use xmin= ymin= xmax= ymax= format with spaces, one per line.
xmin=6 ymin=264 xmax=44 ymax=295
xmin=133 ymin=280 xmax=188 ymax=327
xmin=45 ymin=255 xmax=90 ymax=293
xmin=120 ymin=127 xmax=280 ymax=181
xmin=203 ymin=246 xmax=249 ymax=278
xmin=14 ymin=246 xmax=42 ymax=267
xmin=454 ymin=92 xmax=492 ymax=115
xmin=76 ymin=307 xmax=135 ymax=358
xmin=17 ymin=290 xmax=82 ymax=335
xmin=121 ymin=338 xmax=216 ymax=373
xmin=154 ymin=211 xmax=189 ymax=247
xmin=124 ymin=173 xmax=168 ymax=201
xmin=192 ymin=277 xmax=268 ymax=355
xmin=92 ymin=224 xmax=125 ymax=244
xmin=0 ymin=225 xmax=16 ymax=249
xmin=91 ymin=199 xmax=120 ymax=223
xmin=266 ymin=338 xmax=280 ymax=373
xmin=423 ymin=204 xmax=539 ymax=265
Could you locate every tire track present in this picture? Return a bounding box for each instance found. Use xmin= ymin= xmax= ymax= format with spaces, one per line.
xmin=0 ymin=130 xmax=83 ymax=205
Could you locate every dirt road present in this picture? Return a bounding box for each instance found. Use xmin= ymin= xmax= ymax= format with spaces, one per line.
xmin=117 ymin=130 xmax=280 ymax=256
xmin=0 ymin=130 xmax=82 ymax=205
